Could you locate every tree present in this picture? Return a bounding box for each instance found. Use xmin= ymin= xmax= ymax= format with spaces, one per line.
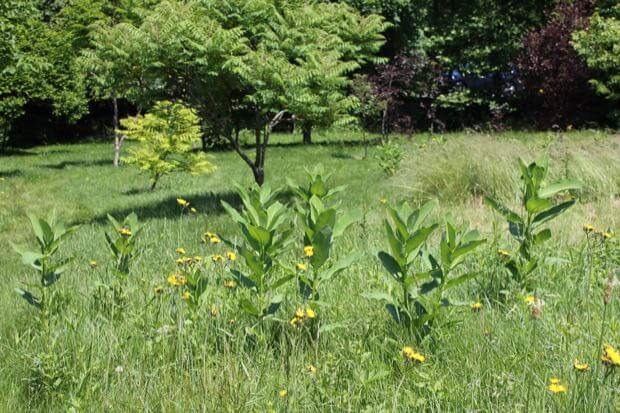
xmin=517 ymin=0 xmax=597 ymax=128
xmin=0 ymin=0 xmax=89 ymax=149
xmin=573 ymin=4 xmax=620 ymax=123
xmin=80 ymin=0 xmax=162 ymax=166
xmin=120 ymin=100 xmax=216 ymax=190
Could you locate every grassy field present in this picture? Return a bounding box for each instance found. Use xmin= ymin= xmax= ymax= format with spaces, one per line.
xmin=0 ymin=130 xmax=619 ymax=411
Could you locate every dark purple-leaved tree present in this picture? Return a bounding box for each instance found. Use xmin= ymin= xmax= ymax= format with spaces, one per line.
xmin=517 ymin=0 xmax=597 ymax=128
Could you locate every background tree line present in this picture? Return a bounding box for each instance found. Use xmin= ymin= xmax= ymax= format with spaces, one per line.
xmin=1 ymin=0 xmax=619 ymax=155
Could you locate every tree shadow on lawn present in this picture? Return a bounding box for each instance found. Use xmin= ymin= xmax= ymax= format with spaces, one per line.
xmin=40 ymin=159 xmax=110 ymax=170
xmin=0 ymin=169 xmax=23 ymax=178
xmin=88 ymin=187 xmax=297 ymax=225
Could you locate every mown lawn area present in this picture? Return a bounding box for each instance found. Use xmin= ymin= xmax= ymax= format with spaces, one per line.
xmin=0 ymin=130 xmax=618 ymax=411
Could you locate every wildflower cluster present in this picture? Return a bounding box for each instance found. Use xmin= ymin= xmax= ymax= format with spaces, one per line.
xmin=290 ymin=307 xmax=316 ymax=327
xmin=547 ymin=378 xmax=567 ymax=394
xmin=583 ymin=223 xmax=614 ymax=241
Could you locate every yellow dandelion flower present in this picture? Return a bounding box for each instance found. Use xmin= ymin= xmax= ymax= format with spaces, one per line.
xmin=573 ymin=360 xmax=589 ymax=372
xmin=548 ymin=378 xmax=567 ymax=394
xmin=304 ymin=245 xmax=314 ymax=257
xmin=226 ymin=251 xmax=236 ymax=261
xmin=290 ymin=317 xmax=302 ymax=327
xmin=224 ymin=279 xmax=237 ymax=289
xmin=167 ymin=274 xmax=187 ymax=286
xmin=211 ymin=254 xmax=224 ymax=263
xmin=602 ymin=344 xmax=620 ymax=367
xmin=583 ymin=224 xmax=595 ymax=233
xmin=524 ymin=295 xmax=536 ymax=305
xmin=402 ymin=346 xmax=425 ymax=363
xmin=89 ymin=260 xmax=98 ymax=269
xmin=470 ymin=302 xmax=483 ymax=312
xmin=204 ymin=231 xmax=215 ymax=239
xmin=295 ymin=263 xmax=307 ymax=271
xmin=118 ymin=228 xmax=132 ymax=237
xmin=602 ymin=232 xmax=614 ymax=240
xmin=177 ymin=198 xmax=189 ymax=207
xmin=181 ymin=291 xmax=191 ymax=301
xmin=193 ymin=255 xmax=203 ymax=262
xmin=176 ymin=256 xmax=193 ymax=266
xmin=278 ymin=389 xmax=287 ymax=398
xmin=210 ymin=236 xmax=221 ymax=244
xmin=305 ymin=308 xmax=316 ymax=319
xmin=175 ymin=247 xmax=186 ymax=255
xmin=306 ymin=364 xmax=317 ymax=374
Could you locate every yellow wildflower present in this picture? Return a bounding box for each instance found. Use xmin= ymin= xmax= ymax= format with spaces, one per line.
xmin=470 ymin=302 xmax=483 ymax=312
xmin=524 ymin=295 xmax=536 ymax=305
xmin=193 ymin=255 xmax=203 ymax=262
xmin=583 ymin=224 xmax=595 ymax=233
xmin=176 ymin=256 xmax=193 ymax=266
xmin=190 ymin=207 xmax=197 ymax=214
xmin=210 ymin=236 xmax=221 ymax=244
xmin=497 ymin=249 xmax=511 ymax=259
xmin=89 ymin=260 xmax=98 ymax=269
xmin=224 ymin=279 xmax=237 ymax=289
xmin=305 ymin=308 xmax=316 ymax=319
xmin=278 ymin=389 xmax=287 ymax=398
xmin=402 ymin=346 xmax=425 ymax=363
xmin=175 ymin=247 xmax=186 ymax=255
xmin=573 ymin=360 xmax=589 ymax=372
xmin=548 ymin=378 xmax=567 ymax=394
xmin=204 ymin=231 xmax=215 ymax=239
xmin=304 ymin=245 xmax=314 ymax=257
xmin=602 ymin=232 xmax=614 ymax=240
xmin=379 ymin=198 xmax=387 ymax=204
xmin=167 ymin=274 xmax=187 ymax=286
xmin=296 ymin=263 xmax=307 ymax=271
xmin=290 ymin=317 xmax=303 ymax=327
xmin=295 ymin=308 xmax=305 ymax=319
xmin=177 ymin=198 xmax=189 ymax=207
xmin=226 ymin=251 xmax=236 ymax=261
xmin=118 ymin=228 xmax=132 ymax=237
xmin=212 ymin=254 xmax=224 ymax=263
xmin=181 ymin=291 xmax=191 ymax=301
xmin=602 ymin=344 xmax=620 ymax=367
xmin=306 ymin=364 xmax=317 ymax=374
xmin=210 ymin=306 xmax=219 ymax=316
xmin=228 ymin=319 xmax=236 ymax=325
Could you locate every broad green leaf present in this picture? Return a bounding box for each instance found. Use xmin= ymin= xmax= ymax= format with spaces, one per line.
xmin=333 ymin=208 xmax=361 ymax=238
xmin=320 ymin=252 xmax=361 ymax=281
xmin=538 ymin=179 xmax=582 ymax=198
xmin=377 ymin=251 xmax=402 ymax=279
xmin=444 ymin=272 xmax=479 ymax=290
xmin=533 ymin=229 xmax=552 ymax=245
xmin=532 ymin=200 xmax=575 ymax=227
xmin=525 ymin=197 xmax=552 ymax=214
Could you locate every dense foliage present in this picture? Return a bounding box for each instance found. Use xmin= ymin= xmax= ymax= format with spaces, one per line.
xmin=1 ymin=0 xmax=620 ymax=156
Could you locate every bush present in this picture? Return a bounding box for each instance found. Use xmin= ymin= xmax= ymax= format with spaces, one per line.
xmin=121 ymin=101 xmax=216 ymax=190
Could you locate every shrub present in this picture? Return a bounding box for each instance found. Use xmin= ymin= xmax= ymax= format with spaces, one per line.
xmin=121 ymin=101 xmax=216 ymax=190
xmin=376 ymin=139 xmax=404 ymax=177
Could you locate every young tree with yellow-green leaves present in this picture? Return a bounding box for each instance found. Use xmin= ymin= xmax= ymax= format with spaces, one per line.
xmin=120 ymin=101 xmax=216 ymax=190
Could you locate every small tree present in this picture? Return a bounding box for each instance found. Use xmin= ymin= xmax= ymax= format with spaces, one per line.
xmin=120 ymin=101 xmax=216 ymax=190
xmin=573 ymin=4 xmax=620 ymax=123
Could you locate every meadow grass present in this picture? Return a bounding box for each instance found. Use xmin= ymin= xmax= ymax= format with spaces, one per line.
xmin=0 ymin=130 xmax=618 ymax=411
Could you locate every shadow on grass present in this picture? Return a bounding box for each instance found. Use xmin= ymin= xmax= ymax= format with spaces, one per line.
xmin=88 ymin=187 xmax=298 ymax=225
xmin=89 ymin=190 xmax=242 ymax=224
xmin=40 ymin=159 xmax=110 ymax=170
xmin=0 ymin=169 xmax=23 ymax=178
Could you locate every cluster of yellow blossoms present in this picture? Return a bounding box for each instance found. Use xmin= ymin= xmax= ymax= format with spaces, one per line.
xmin=118 ymin=227 xmax=132 ymax=237
xmin=602 ymin=344 xmax=620 ymax=367
xmin=204 ymin=231 xmax=221 ymax=244
xmin=548 ymin=378 xmax=567 ymax=394
xmin=290 ymin=307 xmax=316 ymax=327
xmin=402 ymin=346 xmax=425 ymax=363
xmin=167 ymin=273 xmax=187 ymax=286
xmin=583 ymin=224 xmax=614 ymax=240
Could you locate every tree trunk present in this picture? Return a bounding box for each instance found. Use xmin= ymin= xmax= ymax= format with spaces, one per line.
xmin=112 ymin=95 xmax=121 ymax=167
xmin=302 ymin=125 xmax=312 ymax=145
